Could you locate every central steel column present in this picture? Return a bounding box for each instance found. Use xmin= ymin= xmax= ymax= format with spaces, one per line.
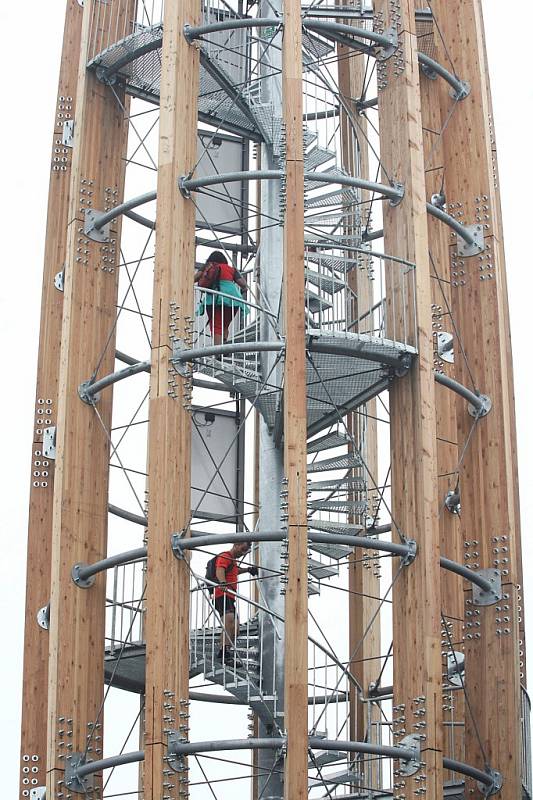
xmin=257 ymin=2 xmax=285 ymax=798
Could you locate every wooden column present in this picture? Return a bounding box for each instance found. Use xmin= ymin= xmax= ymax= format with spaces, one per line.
xmin=337 ymin=22 xmax=381 ymax=760
xmin=282 ymin=0 xmax=308 ymax=797
xmin=19 ymin=3 xmax=83 ymax=792
xmin=46 ymin=1 xmax=131 ymax=796
xmin=415 ymin=2 xmax=465 ymax=773
xmin=142 ymin=0 xmax=200 ymax=797
xmin=432 ymin=2 xmax=523 ymax=795
xmin=374 ymin=1 xmax=442 ymax=797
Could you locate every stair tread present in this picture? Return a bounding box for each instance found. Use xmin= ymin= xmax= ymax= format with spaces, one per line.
xmin=305 ymin=268 xmax=347 ymax=295
xmin=307 ymin=453 xmax=362 ymax=473
xmin=309 ymin=519 xmax=365 ymax=534
xmin=305 ymin=145 xmax=336 ymax=170
xmin=307 ymin=431 xmax=351 ymax=453
xmin=309 ymin=499 xmax=367 ymax=514
xmin=308 ymin=477 xmax=366 ymax=492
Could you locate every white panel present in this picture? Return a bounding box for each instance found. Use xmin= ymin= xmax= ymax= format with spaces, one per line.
xmin=191 ymin=407 xmax=240 ymax=521
xmin=195 ymin=133 xmax=244 ymax=234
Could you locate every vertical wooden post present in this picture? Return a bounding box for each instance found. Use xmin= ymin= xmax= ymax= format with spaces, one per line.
xmin=415 ymin=1 xmax=465 ymax=772
xmin=19 ymin=2 xmax=83 ymax=791
xmin=46 ymin=1 xmax=131 ymax=796
xmin=143 ymin=0 xmax=200 ymax=797
xmin=374 ymin=1 xmax=443 ymax=797
xmin=282 ymin=0 xmax=308 ymax=797
xmin=337 ymin=24 xmax=381 ymax=760
xmin=432 ymin=2 xmax=523 ymax=795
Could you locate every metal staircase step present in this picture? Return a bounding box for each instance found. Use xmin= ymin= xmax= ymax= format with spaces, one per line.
xmin=306 ymin=187 xmax=359 ymax=209
xmin=305 ymin=145 xmax=336 ymax=170
xmin=305 ymin=167 xmax=350 ymax=192
xmin=308 ymin=557 xmax=339 ymax=579
xmin=307 ymin=453 xmax=362 ymax=473
xmin=308 ymin=499 xmax=367 ymax=515
xmin=309 ymin=749 xmax=346 ymax=768
xmin=305 ymin=287 xmax=333 ymax=313
xmin=306 ymin=250 xmax=358 ymax=272
xmin=309 ymin=767 xmax=360 ymax=788
xmin=309 ymin=541 xmax=352 ymax=560
xmin=305 ymin=269 xmax=347 ymax=295
xmin=309 ymin=519 xmax=365 ymax=534
xmin=309 ymin=579 xmax=321 ymax=596
xmin=308 ymin=476 xmax=366 ymax=492
xmin=307 ymin=431 xmax=351 ymax=453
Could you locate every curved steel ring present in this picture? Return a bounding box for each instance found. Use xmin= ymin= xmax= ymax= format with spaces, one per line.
xmin=70 ymin=739 xmax=498 ymax=792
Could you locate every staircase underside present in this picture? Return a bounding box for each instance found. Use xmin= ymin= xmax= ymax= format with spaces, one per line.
xmin=196 ymin=332 xmax=415 ymax=436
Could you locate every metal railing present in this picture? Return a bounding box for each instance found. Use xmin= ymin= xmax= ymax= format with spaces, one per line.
xmin=106 ymin=558 xmax=146 ymax=654
xmin=87 ymin=0 xmax=165 ymax=63
xmin=192 ymin=285 xmax=280 ymax=378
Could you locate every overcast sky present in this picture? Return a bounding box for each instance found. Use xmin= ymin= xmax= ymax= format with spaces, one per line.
xmin=0 ymin=1 xmax=531 ymax=794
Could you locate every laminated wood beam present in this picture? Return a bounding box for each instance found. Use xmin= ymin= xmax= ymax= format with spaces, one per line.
xmin=416 ymin=2 xmax=464 ymax=775
xmin=19 ymin=2 xmax=83 ymax=791
xmin=432 ymin=2 xmax=523 ymax=795
xmin=337 ymin=9 xmax=381 ymax=760
xmin=46 ymin=1 xmax=132 ymax=797
xmin=374 ymin=1 xmax=443 ymax=797
xmin=282 ymin=0 xmax=308 ymax=796
xmin=142 ymin=0 xmax=200 ymax=797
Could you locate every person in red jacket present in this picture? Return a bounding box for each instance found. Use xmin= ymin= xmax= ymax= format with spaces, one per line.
xmin=195 ymin=251 xmax=248 ymax=345
xmin=214 ymin=541 xmax=257 ymax=664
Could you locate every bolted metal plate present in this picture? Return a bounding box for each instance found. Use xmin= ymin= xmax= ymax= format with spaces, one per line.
xmin=30 ymin=789 xmax=46 ymax=800
xmin=478 ymin=767 xmax=503 ymax=797
xmin=71 ymin=563 xmax=96 ymax=589
xmin=457 ymin=223 xmax=484 ymax=257
xmin=62 ymin=119 xmax=75 ymax=148
xmin=54 ymin=269 xmax=64 ymax=292
xmin=437 ymin=331 xmax=454 ymax=363
xmin=472 ymin=568 xmax=502 ymax=607
xmin=43 ymin=426 xmax=56 ymax=460
xmin=84 ymin=208 xmax=110 ymax=242
xmin=446 ymin=650 xmax=465 ymax=687
xmin=65 ymin=752 xmax=94 ymax=794
xmin=398 ymin=733 xmax=423 ymax=776
xmin=37 ymin=604 xmax=50 ymax=630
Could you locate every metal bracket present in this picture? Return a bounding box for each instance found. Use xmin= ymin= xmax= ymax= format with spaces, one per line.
xmin=30 ymin=789 xmax=46 ymax=800
xmin=84 ymin=208 xmax=110 ymax=243
xmin=467 ymin=393 xmax=492 ymax=419
xmin=178 ymin=175 xmax=191 ymax=199
xmin=478 ymin=766 xmax=503 ymax=797
xmin=95 ymin=65 xmax=117 ymax=86
xmin=431 ymin=192 xmax=446 ymax=209
xmin=65 ymin=752 xmax=94 ymax=795
xmin=401 ymin=539 xmax=417 ymax=567
xmin=171 ymin=339 xmax=190 ymax=377
xmin=436 ymin=331 xmax=454 ymax=363
xmin=398 ymin=733 xmax=423 ymax=776
xmin=457 ymin=223 xmax=484 ymax=257
xmin=71 ymin=563 xmax=95 ymax=589
xmin=389 ymin=180 xmax=405 ymax=207
xmin=167 ymin=729 xmax=187 ymax=772
xmin=37 ymin=604 xmax=50 ymax=631
xmin=171 ymin=532 xmax=187 ymax=559
xmin=43 ymin=427 xmax=56 ymax=460
xmin=378 ymin=26 xmax=398 ymax=60
xmin=393 ymin=351 xmax=412 ymax=378
xmin=421 ymin=61 xmax=438 ymax=80
xmin=54 ymin=268 xmax=65 ymax=292
xmin=62 ymin=120 xmax=75 ymax=148
xmin=444 ymin=489 xmax=460 ymax=515
xmin=472 ymin=568 xmax=502 ymax=607
xmin=446 ymin=650 xmax=465 ymax=687
xmin=78 ymin=380 xmax=100 ymax=406
xmin=451 ymin=79 xmax=471 ymax=101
